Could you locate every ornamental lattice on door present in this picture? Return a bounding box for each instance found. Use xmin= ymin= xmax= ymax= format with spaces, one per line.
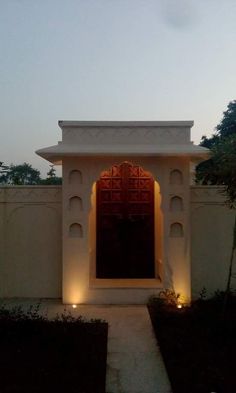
xmin=96 ymin=162 xmax=155 ymax=278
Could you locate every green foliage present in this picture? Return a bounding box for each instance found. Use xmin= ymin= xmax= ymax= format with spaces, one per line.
xmin=0 ymin=162 xmax=41 ymax=185
xmin=200 ymin=100 xmax=236 ymax=148
xmin=39 ymin=164 xmax=62 ymax=185
xmin=211 ymin=135 xmax=236 ymax=208
xmin=0 ymin=303 xmax=108 ymax=393
xmin=148 ymin=291 xmax=236 ymax=393
xmin=0 ymin=162 xmax=10 ymax=183
xmin=197 ymin=134 xmax=236 ymax=208
xmin=159 ymin=289 xmax=180 ymax=305
xmin=0 ymin=162 xmax=62 ymax=185
xmin=216 ymin=100 xmax=236 ymax=138
xmin=196 ymin=100 xmax=236 ymax=187
xmin=198 ymin=286 xmax=207 ymax=300
xmin=149 ymin=289 xmax=180 ymax=307
xmin=39 ymin=177 xmax=62 ymax=185
xmin=199 ymin=133 xmax=220 ymax=149
xmin=195 ymin=157 xmax=217 ymax=184
xmin=47 ymin=164 xmax=56 ymax=178
xmin=198 ymin=102 xmax=236 ymax=300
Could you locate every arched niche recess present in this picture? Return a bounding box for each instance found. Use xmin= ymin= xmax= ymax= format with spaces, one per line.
xmin=170 ymin=222 xmax=183 ymax=237
xmin=170 ymin=196 xmax=183 ymax=212
xmin=170 ymin=169 xmax=183 ymax=185
xmin=69 ymin=223 xmax=83 ymax=238
xmin=69 ymin=170 xmax=82 ymax=185
xmin=69 ymin=196 xmax=83 ymax=212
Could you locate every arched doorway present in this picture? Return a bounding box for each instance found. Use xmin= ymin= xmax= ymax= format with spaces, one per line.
xmin=96 ymin=162 xmax=155 ymax=278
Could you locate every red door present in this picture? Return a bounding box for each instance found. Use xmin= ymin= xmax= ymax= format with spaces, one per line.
xmin=96 ymin=162 xmax=155 ymax=278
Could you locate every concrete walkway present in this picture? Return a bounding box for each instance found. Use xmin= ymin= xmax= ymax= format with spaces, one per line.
xmin=1 ymin=300 xmax=172 ymax=393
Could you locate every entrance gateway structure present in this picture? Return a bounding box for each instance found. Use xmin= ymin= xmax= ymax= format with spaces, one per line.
xmin=37 ymin=121 xmax=209 ymax=304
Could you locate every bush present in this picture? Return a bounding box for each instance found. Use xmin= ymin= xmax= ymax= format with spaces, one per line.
xmin=0 ymin=304 xmax=108 ymax=393
xmin=148 ymin=291 xmax=236 ymax=393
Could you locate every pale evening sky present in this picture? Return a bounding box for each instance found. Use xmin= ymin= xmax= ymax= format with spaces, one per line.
xmin=0 ymin=0 xmax=236 ymax=176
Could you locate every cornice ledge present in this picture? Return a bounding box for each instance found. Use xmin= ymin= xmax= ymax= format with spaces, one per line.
xmin=58 ymin=120 xmax=194 ymax=128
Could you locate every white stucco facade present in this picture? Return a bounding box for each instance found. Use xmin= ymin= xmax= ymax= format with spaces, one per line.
xmin=35 ymin=121 xmax=209 ymax=304
xmin=2 ymin=120 xmax=233 ymax=304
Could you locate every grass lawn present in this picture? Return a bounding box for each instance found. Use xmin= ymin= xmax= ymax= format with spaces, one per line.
xmin=0 ymin=305 xmax=108 ymax=393
xmin=148 ymin=292 xmax=236 ymax=393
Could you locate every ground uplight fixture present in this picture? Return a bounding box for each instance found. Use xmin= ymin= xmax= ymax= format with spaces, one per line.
xmin=177 ymin=303 xmax=183 ymax=309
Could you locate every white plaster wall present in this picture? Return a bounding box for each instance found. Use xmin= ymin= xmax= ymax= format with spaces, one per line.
xmin=165 ymin=157 xmax=191 ymax=301
xmin=62 ymin=156 xmax=191 ymax=304
xmin=0 ymin=187 xmax=62 ymax=298
xmin=62 ymin=157 xmax=166 ymax=304
xmin=36 ymin=121 xmax=207 ymax=304
xmin=1 ymin=184 xmax=234 ymax=302
xmin=191 ymin=186 xmax=236 ymax=298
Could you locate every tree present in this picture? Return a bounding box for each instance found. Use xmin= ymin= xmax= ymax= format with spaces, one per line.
xmin=39 ymin=165 xmax=62 ymax=185
xmin=212 ymin=135 xmax=236 ymax=299
xmin=196 ymin=100 xmax=236 ymax=302
xmin=0 ymin=162 xmax=62 ymax=185
xmin=0 ymin=162 xmax=9 ymax=183
xmin=0 ymin=163 xmax=41 ymax=185
xmin=200 ymin=100 xmax=236 ymax=149
xmin=216 ymin=100 xmax=236 ymax=138
xmin=196 ymin=100 xmax=236 ymax=184
xmin=211 ymin=135 xmax=236 ymax=207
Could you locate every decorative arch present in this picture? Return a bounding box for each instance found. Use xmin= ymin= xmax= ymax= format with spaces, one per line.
xmin=170 ymin=169 xmax=183 ymax=185
xmin=69 ymin=223 xmax=83 ymax=238
xmin=170 ymin=196 xmax=183 ymax=212
xmin=170 ymin=222 xmax=183 ymax=237
xmin=69 ymin=170 xmax=82 ymax=185
xmin=69 ymin=196 xmax=83 ymax=212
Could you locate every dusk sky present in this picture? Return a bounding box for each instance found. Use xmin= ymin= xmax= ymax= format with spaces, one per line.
xmin=1 ymin=0 xmax=236 ymax=176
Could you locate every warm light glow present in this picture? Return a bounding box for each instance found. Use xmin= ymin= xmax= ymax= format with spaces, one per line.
xmin=177 ymin=304 xmax=183 ymax=309
xmin=72 ymin=304 xmax=77 ymax=309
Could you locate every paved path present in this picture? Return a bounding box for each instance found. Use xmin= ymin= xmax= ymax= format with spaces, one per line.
xmin=1 ymin=300 xmax=172 ymax=393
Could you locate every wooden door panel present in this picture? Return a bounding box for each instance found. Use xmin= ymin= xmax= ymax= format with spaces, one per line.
xmin=96 ymin=162 xmax=155 ymax=278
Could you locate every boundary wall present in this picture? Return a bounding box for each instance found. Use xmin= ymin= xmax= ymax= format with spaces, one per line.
xmin=0 ymin=186 xmax=62 ymax=298
xmin=190 ymin=186 xmax=235 ymax=298
xmin=0 ymin=185 xmax=235 ymax=299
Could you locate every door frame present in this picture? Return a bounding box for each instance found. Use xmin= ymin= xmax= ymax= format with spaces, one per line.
xmin=89 ymin=163 xmax=163 ymax=288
